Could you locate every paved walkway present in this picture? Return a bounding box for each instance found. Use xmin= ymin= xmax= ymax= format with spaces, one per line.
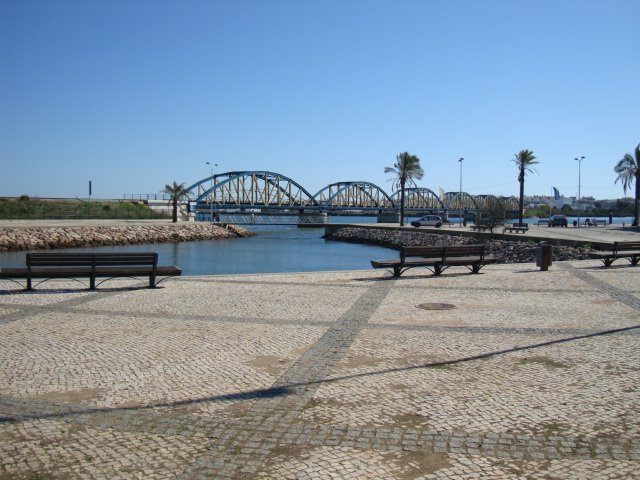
xmin=387 ymin=222 xmax=640 ymax=246
xmin=1 ymin=260 xmax=639 ymax=479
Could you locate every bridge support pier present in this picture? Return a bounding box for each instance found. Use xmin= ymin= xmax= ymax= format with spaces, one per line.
xmin=376 ymin=213 xmax=399 ymax=223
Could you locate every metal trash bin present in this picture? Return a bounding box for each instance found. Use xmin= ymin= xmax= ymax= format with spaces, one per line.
xmin=536 ymin=242 xmax=553 ymax=271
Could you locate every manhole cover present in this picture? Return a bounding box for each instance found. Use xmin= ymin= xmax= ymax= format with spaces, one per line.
xmin=416 ymin=303 xmax=456 ymax=311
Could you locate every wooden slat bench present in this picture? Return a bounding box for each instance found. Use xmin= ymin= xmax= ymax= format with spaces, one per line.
xmin=590 ymin=242 xmax=640 ymax=268
xmin=0 ymin=252 xmax=181 ymax=290
xmin=583 ymin=219 xmax=607 ymax=227
xmin=469 ymin=224 xmax=491 ymax=232
xmin=371 ymin=244 xmax=497 ymax=277
xmin=503 ymin=223 xmax=529 ymax=234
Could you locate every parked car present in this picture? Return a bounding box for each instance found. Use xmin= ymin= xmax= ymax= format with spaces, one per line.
xmin=411 ymin=215 xmax=443 ymax=228
xmin=549 ymin=214 xmax=568 ymax=227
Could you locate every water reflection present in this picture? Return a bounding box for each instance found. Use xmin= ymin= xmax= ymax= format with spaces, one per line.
xmin=0 ymin=215 xmax=634 ymax=275
xmin=0 ymin=224 xmax=395 ymax=276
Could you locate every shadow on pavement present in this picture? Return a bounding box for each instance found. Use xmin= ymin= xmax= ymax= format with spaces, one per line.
xmin=2 ymin=322 xmax=639 ymax=424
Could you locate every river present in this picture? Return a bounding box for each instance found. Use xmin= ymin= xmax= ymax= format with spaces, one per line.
xmin=0 ymin=215 xmax=633 ymax=275
xmin=0 ymin=217 xmax=394 ymax=275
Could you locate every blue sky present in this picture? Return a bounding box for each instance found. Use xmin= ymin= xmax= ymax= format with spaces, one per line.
xmin=1 ymin=0 xmax=638 ymax=200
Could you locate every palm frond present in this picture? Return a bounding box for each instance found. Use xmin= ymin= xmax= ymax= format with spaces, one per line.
xmin=615 ymin=153 xmax=637 ymax=195
xmin=384 ymin=152 xmax=424 ymax=226
xmin=513 ymin=149 xmax=539 ymax=175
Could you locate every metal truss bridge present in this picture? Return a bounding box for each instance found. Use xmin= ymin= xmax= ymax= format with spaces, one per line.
xmin=184 ymin=171 xmax=518 ymax=222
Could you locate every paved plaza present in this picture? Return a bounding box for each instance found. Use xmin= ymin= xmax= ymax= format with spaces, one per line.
xmin=1 ymin=258 xmax=639 ymax=479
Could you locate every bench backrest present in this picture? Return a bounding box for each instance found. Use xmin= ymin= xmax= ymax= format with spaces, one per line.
xmin=613 ymin=242 xmax=640 ymax=253
xmin=400 ymin=245 xmax=486 ymax=262
xmin=443 ymin=244 xmax=485 ymax=260
xmin=400 ymin=246 xmax=445 ymax=262
xmin=27 ymin=252 xmax=159 ymax=268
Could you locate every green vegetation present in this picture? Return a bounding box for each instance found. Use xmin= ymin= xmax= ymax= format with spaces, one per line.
xmin=161 ymin=181 xmax=191 ymax=223
xmin=512 ymin=149 xmax=538 ymax=226
xmin=478 ymin=196 xmax=508 ymax=233
xmin=525 ymin=199 xmax=634 ymax=219
xmin=614 ymin=143 xmax=640 ymax=226
xmin=385 ymin=152 xmax=424 ymax=227
xmin=0 ymin=197 xmax=169 ymax=220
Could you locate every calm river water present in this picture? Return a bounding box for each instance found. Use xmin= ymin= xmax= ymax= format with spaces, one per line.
xmin=0 ymin=215 xmax=633 ymax=276
xmin=0 ymin=217 xmax=394 ymax=276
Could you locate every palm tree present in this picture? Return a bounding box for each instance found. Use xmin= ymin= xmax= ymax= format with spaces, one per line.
xmin=512 ymin=149 xmax=538 ymax=226
xmin=614 ymin=143 xmax=640 ymax=226
xmin=162 ymin=181 xmax=190 ymax=223
xmin=385 ymin=152 xmax=424 ymax=226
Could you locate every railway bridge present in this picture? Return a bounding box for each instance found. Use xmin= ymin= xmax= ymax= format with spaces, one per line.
xmin=183 ymin=171 xmax=518 ymax=224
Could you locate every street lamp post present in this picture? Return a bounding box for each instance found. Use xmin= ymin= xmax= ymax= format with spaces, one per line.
xmin=206 ymin=162 xmax=218 ymax=222
xmin=574 ymin=156 xmax=585 ymax=226
xmin=458 ymin=157 xmax=464 ymax=226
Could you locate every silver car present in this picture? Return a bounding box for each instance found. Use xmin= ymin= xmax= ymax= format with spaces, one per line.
xmin=411 ymin=215 xmax=443 ymax=228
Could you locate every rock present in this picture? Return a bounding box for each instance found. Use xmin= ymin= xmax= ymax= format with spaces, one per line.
xmin=324 ymin=227 xmax=594 ymax=264
xmin=0 ymin=223 xmax=255 ymax=252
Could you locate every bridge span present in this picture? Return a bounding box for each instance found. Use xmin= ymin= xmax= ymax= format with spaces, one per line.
xmin=183 ymin=170 xmax=518 ymax=223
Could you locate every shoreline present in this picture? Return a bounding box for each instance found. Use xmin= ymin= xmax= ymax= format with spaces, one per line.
xmin=0 ymin=222 xmax=254 ymax=252
xmin=325 ymin=226 xmax=594 ymax=263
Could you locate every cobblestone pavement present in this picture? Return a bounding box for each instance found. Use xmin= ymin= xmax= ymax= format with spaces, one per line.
xmin=1 ymin=260 xmax=639 ymax=479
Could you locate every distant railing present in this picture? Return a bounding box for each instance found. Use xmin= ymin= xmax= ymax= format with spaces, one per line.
xmin=123 ymin=193 xmax=171 ymax=201
xmin=196 ymin=213 xmax=328 ymax=225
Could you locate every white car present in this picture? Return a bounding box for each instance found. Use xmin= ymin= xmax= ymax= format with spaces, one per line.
xmin=411 ymin=215 xmax=443 ymax=228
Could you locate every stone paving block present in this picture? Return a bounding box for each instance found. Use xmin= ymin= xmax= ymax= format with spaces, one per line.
xmin=1 ymin=262 xmax=639 ymax=478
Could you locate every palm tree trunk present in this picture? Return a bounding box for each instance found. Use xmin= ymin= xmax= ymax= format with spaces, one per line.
xmin=518 ymin=168 xmax=525 ymax=226
xmin=172 ymin=200 xmax=178 ymax=223
xmin=399 ymin=179 xmax=406 ymax=226
xmin=635 ymin=170 xmax=640 ymax=227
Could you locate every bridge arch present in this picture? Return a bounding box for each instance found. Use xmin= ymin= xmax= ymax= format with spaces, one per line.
xmin=472 ymin=194 xmax=518 ymax=211
xmin=442 ymin=191 xmax=478 ymax=210
xmin=186 ymin=171 xmax=318 ymax=207
xmin=500 ymin=196 xmax=519 ymax=211
xmin=390 ymin=188 xmax=444 ymax=210
xmin=473 ymin=194 xmax=501 ymax=210
xmin=312 ymin=181 xmax=394 ymax=209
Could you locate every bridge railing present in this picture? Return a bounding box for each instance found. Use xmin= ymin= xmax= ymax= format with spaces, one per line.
xmin=123 ymin=193 xmax=171 ymax=201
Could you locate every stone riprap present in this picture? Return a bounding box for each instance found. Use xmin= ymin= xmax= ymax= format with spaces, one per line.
xmin=325 ymin=227 xmax=593 ymax=263
xmin=0 ymin=223 xmax=254 ymax=252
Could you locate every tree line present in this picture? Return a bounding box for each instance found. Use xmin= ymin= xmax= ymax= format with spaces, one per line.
xmin=161 ymin=143 xmax=640 ymax=226
xmin=384 ymin=144 xmax=640 ymax=227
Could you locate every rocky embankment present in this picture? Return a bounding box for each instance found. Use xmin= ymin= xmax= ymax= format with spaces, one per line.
xmin=325 ymin=227 xmax=593 ymax=263
xmin=0 ymin=223 xmax=254 ymax=252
